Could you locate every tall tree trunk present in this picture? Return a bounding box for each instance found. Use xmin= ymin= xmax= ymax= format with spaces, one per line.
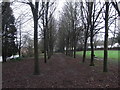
xmin=2 ymin=49 xmax=7 ymax=62
xmin=71 ymin=36 xmax=74 ymax=57
xmin=90 ymin=25 xmax=95 ymax=66
xmin=73 ymin=28 xmax=76 ymax=58
xmin=42 ymin=2 xmax=47 ymax=63
xmin=89 ymin=2 xmax=94 ymax=66
xmin=18 ymin=47 xmax=21 ymax=57
xmin=45 ymin=2 xmax=50 ymax=60
xmin=71 ymin=19 xmax=74 ymax=57
xmin=73 ymin=3 xmax=77 ymax=58
xmin=19 ymin=21 xmax=21 ymax=57
xmin=73 ymin=41 xmax=76 ymax=58
xmin=81 ymin=2 xmax=89 ymax=63
xmin=2 ymin=26 xmax=7 ymax=62
xmin=44 ymin=27 xmax=47 ymax=63
xmin=103 ymin=1 xmax=109 ymax=72
xmin=82 ymin=27 xmax=88 ymax=63
xmin=66 ymin=36 xmax=69 ymax=56
xmin=33 ymin=2 xmax=39 ymax=75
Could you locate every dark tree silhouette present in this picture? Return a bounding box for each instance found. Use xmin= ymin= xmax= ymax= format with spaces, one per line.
xmin=111 ymin=1 xmax=120 ymax=16
xmin=2 ymin=2 xmax=18 ymax=62
xmin=103 ymin=1 xmax=109 ymax=72
xmin=27 ymin=1 xmax=40 ymax=75
xmin=81 ymin=2 xmax=91 ymax=63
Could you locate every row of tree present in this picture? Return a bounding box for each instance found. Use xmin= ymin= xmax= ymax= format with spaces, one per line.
xmin=57 ymin=1 xmax=120 ymax=72
xmin=21 ymin=0 xmax=57 ymax=75
xmin=1 ymin=0 xmax=120 ymax=75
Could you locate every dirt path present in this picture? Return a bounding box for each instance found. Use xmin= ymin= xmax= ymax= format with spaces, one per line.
xmin=2 ymin=53 xmax=119 ymax=88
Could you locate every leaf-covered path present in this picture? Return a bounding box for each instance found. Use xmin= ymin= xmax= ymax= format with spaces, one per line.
xmin=2 ymin=53 xmax=119 ymax=88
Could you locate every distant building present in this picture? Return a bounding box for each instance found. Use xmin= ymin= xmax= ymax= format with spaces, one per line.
xmin=21 ymin=47 xmax=28 ymax=56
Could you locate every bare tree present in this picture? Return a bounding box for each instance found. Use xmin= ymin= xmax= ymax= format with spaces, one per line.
xmin=41 ymin=1 xmax=56 ymax=62
xmin=89 ymin=1 xmax=105 ymax=66
xmin=48 ymin=16 xmax=56 ymax=58
xmin=111 ymin=0 xmax=120 ymax=16
xmin=25 ymin=0 xmax=40 ymax=75
xmin=81 ymin=1 xmax=91 ymax=63
xmin=81 ymin=1 xmax=105 ymax=65
xmin=103 ymin=1 xmax=109 ymax=72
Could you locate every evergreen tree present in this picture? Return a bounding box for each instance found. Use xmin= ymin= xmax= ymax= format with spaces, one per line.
xmin=2 ymin=2 xmax=18 ymax=62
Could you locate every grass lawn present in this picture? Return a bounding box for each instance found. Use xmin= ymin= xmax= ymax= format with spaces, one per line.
xmin=76 ymin=50 xmax=119 ymax=61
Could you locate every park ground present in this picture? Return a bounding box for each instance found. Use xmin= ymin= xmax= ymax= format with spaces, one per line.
xmin=2 ymin=53 xmax=119 ymax=88
xmin=76 ymin=50 xmax=119 ymax=60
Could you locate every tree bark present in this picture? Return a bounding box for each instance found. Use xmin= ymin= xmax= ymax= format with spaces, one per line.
xmin=90 ymin=25 xmax=95 ymax=66
xmin=42 ymin=2 xmax=47 ymax=63
xmin=82 ymin=32 xmax=88 ymax=63
xmin=45 ymin=2 xmax=50 ymax=60
xmin=89 ymin=2 xmax=94 ymax=66
xmin=33 ymin=2 xmax=39 ymax=75
xmin=2 ymin=25 xmax=7 ymax=62
xmin=103 ymin=1 xmax=109 ymax=72
xmin=2 ymin=49 xmax=7 ymax=62
xmin=19 ymin=21 xmax=22 ymax=57
xmin=66 ymin=36 xmax=69 ymax=56
xmin=82 ymin=22 xmax=89 ymax=63
xmin=73 ymin=42 xmax=76 ymax=58
xmin=73 ymin=27 xmax=76 ymax=58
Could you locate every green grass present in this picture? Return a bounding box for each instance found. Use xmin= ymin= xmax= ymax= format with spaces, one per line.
xmin=76 ymin=50 xmax=119 ymax=61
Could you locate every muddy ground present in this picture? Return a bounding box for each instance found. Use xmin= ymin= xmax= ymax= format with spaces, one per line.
xmin=2 ymin=53 xmax=119 ymax=88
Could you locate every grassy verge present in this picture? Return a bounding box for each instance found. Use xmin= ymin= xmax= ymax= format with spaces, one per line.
xmin=76 ymin=50 xmax=119 ymax=62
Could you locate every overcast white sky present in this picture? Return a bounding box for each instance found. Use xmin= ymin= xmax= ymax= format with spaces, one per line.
xmin=11 ymin=0 xmax=65 ymax=40
xmin=10 ymin=0 xmax=120 ymax=41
